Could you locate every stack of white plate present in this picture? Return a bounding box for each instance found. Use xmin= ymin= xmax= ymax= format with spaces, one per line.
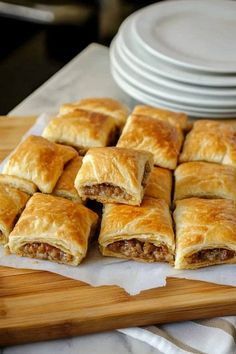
xmin=110 ymin=0 xmax=236 ymax=118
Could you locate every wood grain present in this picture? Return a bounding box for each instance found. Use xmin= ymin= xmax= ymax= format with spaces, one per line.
xmin=0 ymin=116 xmax=236 ymax=346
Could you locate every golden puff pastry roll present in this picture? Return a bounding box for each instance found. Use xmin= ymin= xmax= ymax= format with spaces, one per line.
xmin=145 ymin=167 xmax=172 ymax=206
xmin=59 ymin=97 xmax=129 ymax=130
xmin=8 ymin=193 xmax=98 ymax=266
xmin=53 ymin=156 xmax=83 ymax=203
xmin=3 ymin=135 xmax=77 ymax=194
xmin=117 ymin=114 xmax=183 ymax=169
xmin=42 ymin=109 xmax=118 ymax=155
xmin=179 ymin=120 xmax=236 ymax=167
xmin=0 ymin=184 xmax=30 ymax=244
xmin=75 ymin=147 xmax=153 ymax=206
xmin=133 ymin=105 xmax=188 ymax=131
xmin=174 ymin=198 xmax=236 ymax=269
xmin=174 ymin=162 xmax=236 ymax=202
xmin=0 ymin=174 xmax=37 ymax=195
xmin=99 ymin=197 xmax=175 ymax=264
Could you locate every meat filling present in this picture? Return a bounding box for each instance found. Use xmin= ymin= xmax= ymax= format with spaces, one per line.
xmin=83 ymin=162 xmax=151 ymax=200
xmin=83 ymin=184 xmax=131 ymax=200
xmin=142 ymin=162 xmax=151 ymax=188
xmin=107 ymin=239 xmax=172 ymax=262
xmin=188 ymin=248 xmax=235 ymax=264
xmin=20 ymin=242 xmax=73 ymax=263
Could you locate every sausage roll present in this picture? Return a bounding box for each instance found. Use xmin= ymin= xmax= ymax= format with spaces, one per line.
xmin=133 ymin=105 xmax=188 ymax=131
xmin=8 ymin=193 xmax=98 ymax=266
xmin=75 ymin=147 xmax=153 ymax=205
xmin=145 ymin=167 xmax=172 ymax=206
xmin=99 ymin=197 xmax=175 ymax=264
xmin=53 ymin=156 xmax=83 ymax=203
xmin=117 ymin=114 xmax=183 ymax=169
xmin=59 ymin=97 xmax=129 ymax=130
xmin=3 ymin=135 xmax=77 ymax=194
xmin=174 ymin=198 xmax=236 ymax=269
xmin=0 ymin=184 xmax=30 ymax=244
xmin=179 ymin=120 xmax=236 ymax=167
xmin=42 ymin=109 xmax=117 ymax=154
xmin=174 ymin=161 xmax=236 ymax=202
xmin=0 ymin=174 xmax=37 ymax=195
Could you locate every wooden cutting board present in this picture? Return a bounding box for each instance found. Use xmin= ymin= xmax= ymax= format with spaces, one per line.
xmin=1 ymin=116 xmax=236 ymax=346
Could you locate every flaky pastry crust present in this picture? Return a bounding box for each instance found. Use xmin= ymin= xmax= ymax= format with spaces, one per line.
xmin=179 ymin=120 xmax=236 ymax=167
xmin=0 ymin=184 xmax=30 ymax=244
xmin=174 ymin=161 xmax=236 ymax=202
xmin=74 ymin=147 xmax=153 ymax=205
xmin=133 ymin=105 xmax=188 ymax=131
xmin=59 ymin=97 xmax=129 ymax=129
xmin=174 ymin=198 xmax=236 ymax=269
xmin=99 ymin=197 xmax=175 ymax=263
xmin=0 ymin=174 xmax=37 ymax=195
xmin=8 ymin=193 xmax=98 ymax=266
xmin=117 ymin=114 xmax=183 ymax=169
xmin=145 ymin=167 xmax=172 ymax=206
xmin=3 ymin=135 xmax=77 ymax=193
xmin=43 ymin=109 xmax=117 ymax=153
xmin=53 ymin=156 xmax=83 ymax=203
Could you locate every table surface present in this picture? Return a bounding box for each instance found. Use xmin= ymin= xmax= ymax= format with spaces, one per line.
xmin=2 ymin=43 xmax=162 ymax=354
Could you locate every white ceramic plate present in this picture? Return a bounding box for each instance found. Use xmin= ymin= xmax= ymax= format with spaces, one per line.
xmin=111 ymin=66 xmax=236 ymax=119
xmin=111 ymin=58 xmax=236 ymax=114
xmin=133 ymin=0 xmax=236 ymax=73
xmin=118 ymin=15 xmax=236 ymax=87
xmin=111 ymin=38 xmax=236 ymax=109
xmin=117 ymin=35 xmax=236 ymax=97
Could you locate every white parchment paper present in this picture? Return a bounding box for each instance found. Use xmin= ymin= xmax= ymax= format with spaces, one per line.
xmin=1 ymin=114 xmax=236 ymax=295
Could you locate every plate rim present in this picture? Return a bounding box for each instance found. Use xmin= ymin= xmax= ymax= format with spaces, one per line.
xmin=113 ymin=38 xmax=236 ymax=106
xmin=111 ymin=65 xmax=236 ymax=118
xmin=133 ymin=0 xmax=236 ymax=73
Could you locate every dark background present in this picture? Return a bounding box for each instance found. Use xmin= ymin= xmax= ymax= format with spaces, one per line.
xmin=0 ymin=0 xmax=161 ymax=114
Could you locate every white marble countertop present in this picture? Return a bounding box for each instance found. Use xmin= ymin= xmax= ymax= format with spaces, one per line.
xmin=2 ymin=43 xmax=161 ymax=354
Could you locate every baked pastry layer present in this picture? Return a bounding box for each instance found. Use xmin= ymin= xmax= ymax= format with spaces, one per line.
xmin=174 ymin=161 xmax=236 ymax=202
xmin=0 ymin=184 xmax=30 ymax=244
xmin=3 ymin=135 xmax=77 ymax=193
xmin=99 ymin=197 xmax=175 ymax=263
xmin=75 ymin=147 xmax=153 ymax=205
xmin=0 ymin=174 xmax=37 ymax=195
xmin=133 ymin=105 xmax=188 ymax=131
xmin=43 ymin=109 xmax=117 ymax=154
xmin=179 ymin=120 xmax=236 ymax=167
xmin=8 ymin=193 xmax=98 ymax=266
xmin=117 ymin=114 xmax=183 ymax=169
xmin=59 ymin=97 xmax=129 ymax=129
xmin=174 ymin=198 xmax=236 ymax=269
xmin=145 ymin=167 xmax=172 ymax=206
xmin=53 ymin=156 xmax=83 ymax=203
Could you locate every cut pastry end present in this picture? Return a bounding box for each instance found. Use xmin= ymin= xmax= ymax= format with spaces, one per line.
xmin=175 ymin=247 xmax=236 ymax=269
xmin=8 ymin=193 xmax=98 ymax=266
xmin=78 ymin=183 xmax=143 ymax=205
xmin=9 ymin=240 xmax=83 ymax=266
xmin=75 ymin=147 xmax=153 ymax=206
xmin=0 ymin=174 xmax=37 ymax=195
xmin=77 ymin=160 xmax=151 ymax=205
xmin=101 ymin=238 xmax=174 ymax=264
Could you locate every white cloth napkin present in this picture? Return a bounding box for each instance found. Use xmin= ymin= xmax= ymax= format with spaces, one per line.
xmin=119 ymin=316 xmax=236 ymax=354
